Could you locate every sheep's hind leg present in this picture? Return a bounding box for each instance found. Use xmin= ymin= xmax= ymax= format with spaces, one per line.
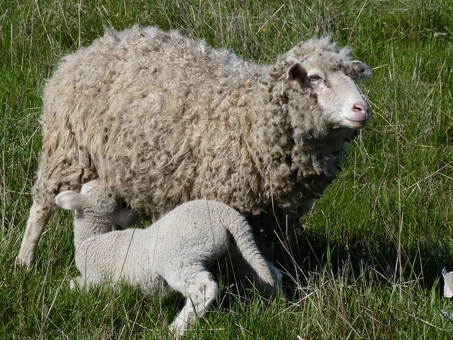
xmin=168 ymin=271 xmax=219 ymax=337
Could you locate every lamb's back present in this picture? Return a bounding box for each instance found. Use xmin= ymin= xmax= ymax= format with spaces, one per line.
xmin=150 ymin=201 xmax=231 ymax=263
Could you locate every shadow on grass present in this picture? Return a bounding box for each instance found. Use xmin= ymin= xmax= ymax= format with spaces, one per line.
xmin=274 ymin=227 xmax=453 ymax=297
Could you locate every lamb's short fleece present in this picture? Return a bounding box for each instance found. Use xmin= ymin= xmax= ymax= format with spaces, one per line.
xmin=55 ymin=179 xmax=282 ymax=337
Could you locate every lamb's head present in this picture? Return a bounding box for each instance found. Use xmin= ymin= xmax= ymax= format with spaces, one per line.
xmin=55 ymin=179 xmax=140 ymax=230
xmin=271 ymin=37 xmax=372 ymax=131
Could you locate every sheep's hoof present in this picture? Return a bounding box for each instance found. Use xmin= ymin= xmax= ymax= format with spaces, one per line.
xmin=14 ymin=256 xmax=33 ymax=270
xmin=15 ymin=252 xmax=34 ymax=270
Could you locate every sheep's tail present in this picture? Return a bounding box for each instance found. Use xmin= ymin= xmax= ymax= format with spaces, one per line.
xmin=224 ymin=213 xmax=280 ymax=288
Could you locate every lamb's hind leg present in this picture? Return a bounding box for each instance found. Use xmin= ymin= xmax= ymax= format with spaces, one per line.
xmin=168 ymin=270 xmax=219 ymax=337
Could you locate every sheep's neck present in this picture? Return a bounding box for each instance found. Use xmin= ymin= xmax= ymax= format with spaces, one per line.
xmin=246 ymin=80 xmax=357 ymax=215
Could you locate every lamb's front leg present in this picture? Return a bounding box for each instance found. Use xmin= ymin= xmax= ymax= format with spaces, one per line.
xmin=168 ymin=271 xmax=219 ymax=337
xmin=69 ymin=276 xmax=84 ymax=289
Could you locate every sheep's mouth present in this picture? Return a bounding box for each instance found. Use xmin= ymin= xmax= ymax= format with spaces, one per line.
xmin=347 ymin=116 xmax=368 ymax=123
xmin=344 ymin=116 xmax=370 ymax=128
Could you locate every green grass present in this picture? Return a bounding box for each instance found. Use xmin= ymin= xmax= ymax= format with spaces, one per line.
xmin=1 ymin=0 xmax=453 ymax=338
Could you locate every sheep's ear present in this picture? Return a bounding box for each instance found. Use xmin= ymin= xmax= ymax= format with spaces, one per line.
xmin=285 ymin=63 xmax=310 ymax=87
xmin=114 ymin=208 xmax=141 ymax=228
xmin=55 ymin=191 xmax=86 ymax=211
xmin=342 ymin=60 xmax=372 ymax=80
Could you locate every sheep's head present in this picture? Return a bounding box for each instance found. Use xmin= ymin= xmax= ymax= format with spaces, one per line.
xmin=276 ymin=37 xmax=372 ymax=131
xmin=55 ymin=179 xmax=140 ymax=229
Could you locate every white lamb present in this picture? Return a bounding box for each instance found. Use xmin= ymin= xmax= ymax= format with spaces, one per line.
xmin=55 ymin=179 xmax=282 ymax=336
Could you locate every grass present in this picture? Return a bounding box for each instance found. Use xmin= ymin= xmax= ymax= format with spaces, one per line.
xmin=1 ymin=0 xmax=453 ymax=338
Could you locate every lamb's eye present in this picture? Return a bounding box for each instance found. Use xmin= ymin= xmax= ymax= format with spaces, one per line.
xmin=308 ymin=74 xmax=322 ymax=82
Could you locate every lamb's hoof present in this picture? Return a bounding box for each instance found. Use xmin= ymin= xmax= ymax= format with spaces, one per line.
xmin=169 ymin=319 xmax=188 ymax=338
xmin=69 ymin=279 xmax=77 ymax=290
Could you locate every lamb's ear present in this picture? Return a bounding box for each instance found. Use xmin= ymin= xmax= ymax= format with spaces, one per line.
xmin=342 ymin=60 xmax=372 ymax=80
xmin=113 ymin=208 xmax=141 ymax=228
xmin=285 ymin=63 xmax=310 ymax=87
xmin=55 ymin=191 xmax=87 ymax=211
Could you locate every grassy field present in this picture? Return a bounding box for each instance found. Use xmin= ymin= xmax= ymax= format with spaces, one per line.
xmin=1 ymin=0 xmax=453 ymax=338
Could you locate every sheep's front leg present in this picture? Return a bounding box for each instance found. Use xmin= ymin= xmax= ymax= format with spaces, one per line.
xmin=168 ymin=271 xmax=219 ymax=337
xmin=16 ymin=145 xmax=97 ymax=268
xmin=16 ymin=199 xmax=54 ymax=268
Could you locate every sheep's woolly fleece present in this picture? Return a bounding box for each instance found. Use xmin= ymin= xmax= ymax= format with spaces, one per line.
xmin=19 ymin=25 xmax=371 ymax=267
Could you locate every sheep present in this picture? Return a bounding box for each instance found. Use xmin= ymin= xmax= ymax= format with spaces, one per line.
xmin=55 ymin=179 xmax=282 ymax=337
xmin=17 ymin=26 xmax=372 ymax=274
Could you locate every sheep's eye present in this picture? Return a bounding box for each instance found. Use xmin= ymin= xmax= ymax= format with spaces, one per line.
xmin=308 ymin=74 xmax=322 ymax=82
xmin=108 ymin=193 xmax=112 ymax=198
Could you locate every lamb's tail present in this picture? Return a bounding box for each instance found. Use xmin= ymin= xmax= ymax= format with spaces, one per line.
xmin=223 ymin=211 xmax=282 ymax=289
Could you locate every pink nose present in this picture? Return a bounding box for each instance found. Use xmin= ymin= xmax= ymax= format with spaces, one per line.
xmin=352 ymin=102 xmax=369 ymax=121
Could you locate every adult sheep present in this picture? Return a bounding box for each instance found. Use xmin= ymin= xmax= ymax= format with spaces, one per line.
xmin=17 ymin=26 xmax=372 ymax=272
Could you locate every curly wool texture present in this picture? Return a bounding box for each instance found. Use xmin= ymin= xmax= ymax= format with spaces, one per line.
xmin=35 ymin=27 xmax=364 ymax=241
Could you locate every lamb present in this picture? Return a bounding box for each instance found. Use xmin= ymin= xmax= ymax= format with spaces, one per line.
xmin=55 ymin=179 xmax=282 ymax=337
xmin=17 ymin=26 xmax=372 ymax=272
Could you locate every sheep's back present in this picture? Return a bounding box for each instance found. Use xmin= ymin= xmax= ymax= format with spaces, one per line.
xmin=42 ymin=27 xmax=268 ymax=219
